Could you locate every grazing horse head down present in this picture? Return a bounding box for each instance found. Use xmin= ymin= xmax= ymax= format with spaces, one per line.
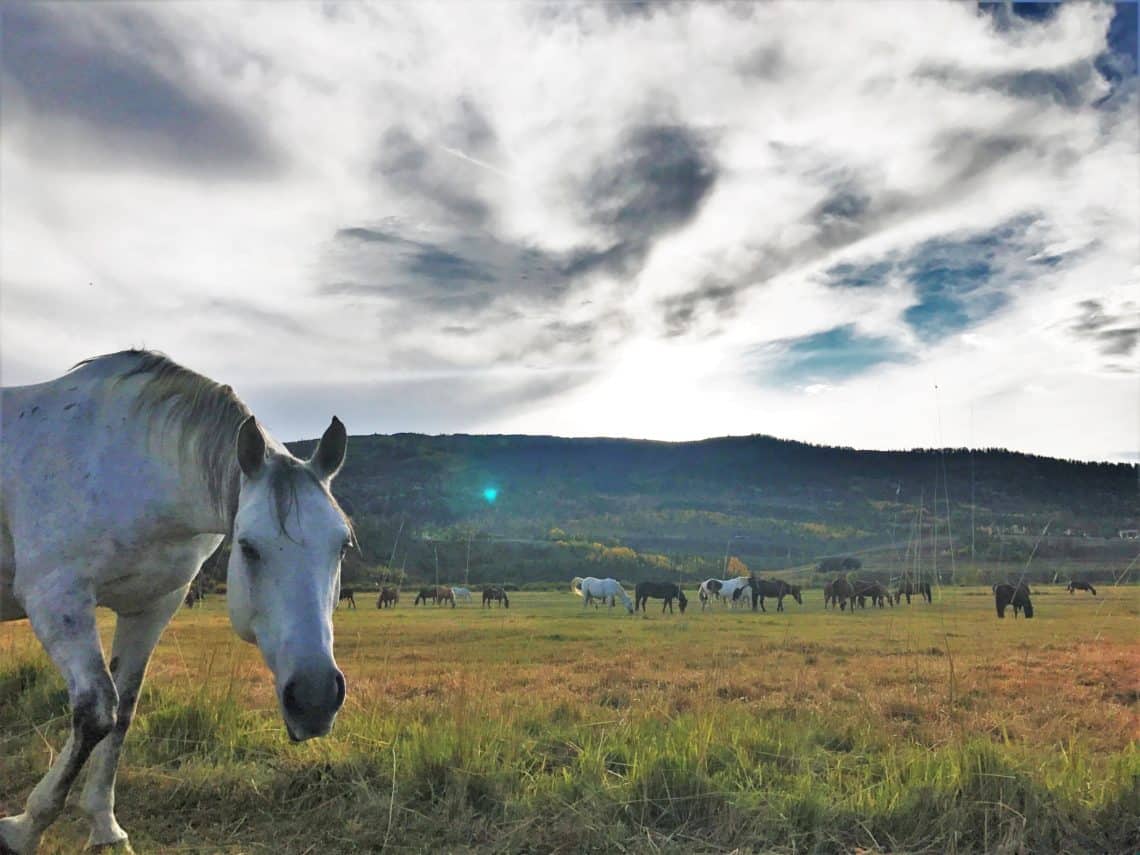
xmin=994 ymin=582 xmax=1034 ymax=619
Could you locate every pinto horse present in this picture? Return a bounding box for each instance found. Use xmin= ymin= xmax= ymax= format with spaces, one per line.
xmin=571 ymin=577 xmax=634 ymax=614
xmin=0 ymin=350 xmax=352 ymax=854
xmin=376 ymin=587 xmax=399 ymax=608
xmin=994 ymin=582 xmax=1034 ymax=618
xmin=698 ymin=578 xmax=725 ymax=609
xmin=482 ymin=586 xmax=510 ymax=608
xmin=748 ymin=577 xmax=802 ymax=612
xmin=1067 ymin=580 xmax=1097 ymax=596
xmin=634 ymin=581 xmax=687 ymax=614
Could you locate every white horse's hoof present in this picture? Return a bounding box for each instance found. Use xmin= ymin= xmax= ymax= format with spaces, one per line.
xmin=0 ymin=814 xmax=40 ymax=855
xmin=86 ymin=841 xmax=134 ymax=854
xmin=86 ymin=819 xmax=131 ymax=853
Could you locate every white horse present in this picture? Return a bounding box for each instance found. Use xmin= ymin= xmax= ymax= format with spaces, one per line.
xmin=571 ymin=576 xmax=634 ymax=614
xmin=0 ymin=350 xmax=353 ymax=855
xmin=451 ymin=585 xmax=473 ymax=603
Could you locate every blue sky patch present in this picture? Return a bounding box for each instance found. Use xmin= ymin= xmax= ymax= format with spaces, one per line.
xmin=764 ymin=325 xmax=909 ymax=385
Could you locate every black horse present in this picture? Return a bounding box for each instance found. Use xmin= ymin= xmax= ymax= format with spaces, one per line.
xmin=994 ymin=582 xmax=1034 ymax=618
xmin=337 ymin=588 xmax=357 ymax=609
xmin=635 ymin=581 xmax=688 ymax=614
xmin=894 ymin=579 xmax=932 ymax=605
xmin=1067 ymin=580 xmax=1097 ymax=596
xmin=748 ymin=577 xmax=802 ymax=612
xmin=482 ymin=586 xmax=510 ymax=608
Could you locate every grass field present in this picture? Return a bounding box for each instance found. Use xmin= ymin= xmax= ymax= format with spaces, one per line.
xmin=3 ymin=585 xmax=1138 ymax=853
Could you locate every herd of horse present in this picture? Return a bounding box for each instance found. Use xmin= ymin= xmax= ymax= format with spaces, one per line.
xmin=333 ymin=584 xmax=510 ymax=609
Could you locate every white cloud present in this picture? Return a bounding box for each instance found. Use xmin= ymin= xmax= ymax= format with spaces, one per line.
xmin=1 ymin=1 xmax=1136 ymax=460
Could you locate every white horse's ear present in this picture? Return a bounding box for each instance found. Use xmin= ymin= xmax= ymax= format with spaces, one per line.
xmin=237 ymin=415 xmax=266 ymax=478
xmin=310 ymin=416 xmax=347 ymax=481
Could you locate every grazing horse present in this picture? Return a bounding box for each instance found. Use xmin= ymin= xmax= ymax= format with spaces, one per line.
xmin=698 ymin=578 xmax=725 ymax=609
xmin=829 ymin=577 xmax=855 ymax=611
xmin=571 ymin=577 xmax=634 ymax=614
xmin=749 ymin=577 xmax=802 ymax=613
xmin=0 ymin=350 xmax=352 ymax=854
xmin=714 ymin=576 xmax=752 ymax=609
xmin=994 ymin=582 xmax=1034 ymax=618
xmin=376 ymin=587 xmax=400 ymax=608
xmin=894 ymin=579 xmax=932 ymax=604
xmin=853 ymin=580 xmax=891 ymax=609
xmin=451 ymin=586 xmax=473 ymax=603
xmin=337 ymin=588 xmax=357 ymax=609
xmin=1067 ymin=580 xmax=1097 ymax=596
xmin=634 ymin=581 xmax=688 ymax=614
xmin=482 ymin=586 xmax=510 ymax=608
xmin=415 ymin=586 xmax=454 ymax=607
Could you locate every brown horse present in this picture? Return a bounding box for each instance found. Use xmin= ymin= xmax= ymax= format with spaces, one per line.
xmin=748 ymin=577 xmax=802 ymax=612
xmin=376 ymin=586 xmax=400 ymax=608
xmin=994 ymin=582 xmax=1033 ymax=618
xmin=894 ymin=579 xmax=932 ymax=604
xmin=482 ymin=586 xmax=510 ymax=608
xmin=853 ymin=580 xmax=891 ymax=609
xmin=414 ymin=585 xmax=455 ymax=607
xmin=829 ymin=577 xmax=854 ymax=611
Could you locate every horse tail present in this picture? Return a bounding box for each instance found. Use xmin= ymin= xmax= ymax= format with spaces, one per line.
xmin=571 ymin=577 xmax=585 ymax=597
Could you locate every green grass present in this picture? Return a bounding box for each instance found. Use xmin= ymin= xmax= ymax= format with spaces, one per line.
xmin=2 ymin=585 xmax=1138 ymax=853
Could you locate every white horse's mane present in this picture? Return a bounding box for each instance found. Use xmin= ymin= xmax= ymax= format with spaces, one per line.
xmin=70 ymin=350 xmax=351 ymax=536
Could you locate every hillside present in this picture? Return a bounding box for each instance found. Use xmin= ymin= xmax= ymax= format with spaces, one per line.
xmin=281 ymin=433 xmax=1138 ymax=586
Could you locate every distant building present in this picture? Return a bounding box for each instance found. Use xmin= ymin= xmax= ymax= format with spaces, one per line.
xmin=1119 ymin=529 xmax=1139 ymax=540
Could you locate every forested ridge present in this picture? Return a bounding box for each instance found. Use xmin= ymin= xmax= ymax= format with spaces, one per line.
xmin=278 ymin=433 xmax=1137 ymax=586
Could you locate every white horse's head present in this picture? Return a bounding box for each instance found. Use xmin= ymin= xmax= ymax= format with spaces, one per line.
xmin=226 ymin=415 xmax=352 ymax=742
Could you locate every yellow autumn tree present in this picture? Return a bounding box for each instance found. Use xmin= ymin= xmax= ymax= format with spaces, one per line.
xmin=725 ymin=555 xmax=749 ymax=577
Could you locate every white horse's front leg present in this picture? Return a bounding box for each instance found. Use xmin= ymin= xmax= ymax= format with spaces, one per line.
xmin=1 ymin=584 xmax=117 ymax=855
xmin=79 ymin=586 xmax=185 ymax=850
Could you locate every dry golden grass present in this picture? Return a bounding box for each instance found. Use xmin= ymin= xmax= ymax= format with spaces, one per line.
xmin=2 ymin=584 xmax=1138 ymax=853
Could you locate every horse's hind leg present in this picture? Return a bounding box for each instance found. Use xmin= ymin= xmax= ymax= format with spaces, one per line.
xmin=1 ymin=585 xmax=117 ymax=855
xmin=80 ymin=585 xmax=185 ymax=849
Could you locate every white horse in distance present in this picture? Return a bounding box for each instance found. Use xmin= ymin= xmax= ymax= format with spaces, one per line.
xmin=571 ymin=576 xmax=634 ymax=614
xmin=0 ymin=350 xmax=353 ymax=854
xmin=451 ymin=586 xmax=473 ymax=603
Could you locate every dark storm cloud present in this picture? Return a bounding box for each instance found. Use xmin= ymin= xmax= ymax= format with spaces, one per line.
xmin=0 ymin=4 xmax=279 ymax=175
xmin=568 ymin=123 xmax=717 ymax=278
xmin=1070 ymin=300 xmax=1140 ymax=363
xmin=661 ymin=280 xmax=738 ymax=337
xmin=331 ymin=121 xmax=716 ymax=360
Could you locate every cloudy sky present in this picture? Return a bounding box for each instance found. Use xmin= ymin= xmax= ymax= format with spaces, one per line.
xmin=2 ymin=1 xmax=1137 ymax=461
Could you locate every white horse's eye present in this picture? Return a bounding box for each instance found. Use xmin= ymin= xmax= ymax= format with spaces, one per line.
xmin=240 ymin=541 xmax=261 ymax=563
